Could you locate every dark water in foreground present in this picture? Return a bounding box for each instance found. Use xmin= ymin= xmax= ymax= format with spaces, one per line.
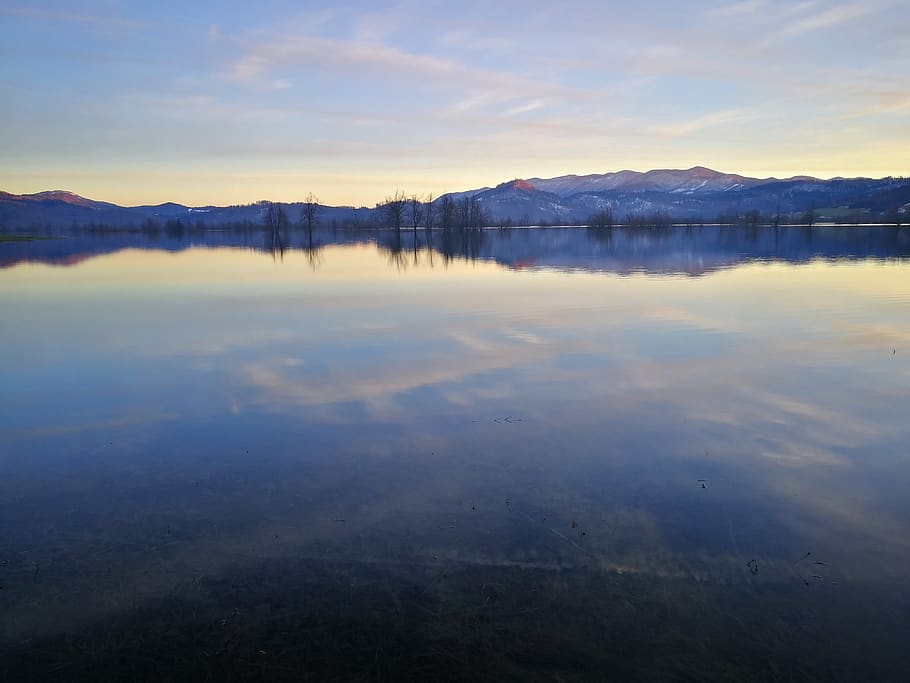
xmin=2 ymin=226 xmax=910 ymax=681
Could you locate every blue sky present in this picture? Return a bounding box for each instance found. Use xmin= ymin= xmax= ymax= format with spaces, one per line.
xmin=1 ymin=0 xmax=908 ymax=206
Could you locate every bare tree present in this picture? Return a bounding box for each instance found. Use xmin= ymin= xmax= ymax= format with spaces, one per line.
xmin=300 ymin=193 xmax=319 ymax=234
xmin=439 ymin=195 xmax=456 ymax=232
xmin=458 ymin=195 xmax=486 ymax=229
xmin=262 ymin=202 xmax=289 ymax=260
xmin=803 ymin=206 xmax=816 ymax=227
xmin=383 ymin=190 xmax=407 ymax=232
xmin=458 ymin=197 xmax=471 ymax=229
xmin=424 ymin=193 xmax=434 ymax=230
xmin=263 ymin=201 xmax=289 ymax=235
xmin=587 ymin=208 xmax=614 ymax=229
xmin=407 ymin=194 xmax=424 ymax=232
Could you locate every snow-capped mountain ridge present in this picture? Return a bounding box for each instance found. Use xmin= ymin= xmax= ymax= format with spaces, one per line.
xmin=524 ymin=166 xmax=821 ymax=197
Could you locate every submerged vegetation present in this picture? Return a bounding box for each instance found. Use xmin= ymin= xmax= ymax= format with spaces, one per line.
xmin=0 ymin=234 xmax=56 ymax=242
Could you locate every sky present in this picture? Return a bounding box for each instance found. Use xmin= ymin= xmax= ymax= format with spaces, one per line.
xmin=1 ymin=0 xmax=909 ymax=207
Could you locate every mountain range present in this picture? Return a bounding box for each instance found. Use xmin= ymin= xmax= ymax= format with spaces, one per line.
xmin=2 ymin=167 xmax=908 ymax=230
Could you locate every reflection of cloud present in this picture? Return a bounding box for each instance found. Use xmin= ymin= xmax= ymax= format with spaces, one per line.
xmin=641 ymin=307 xmax=739 ymax=334
xmin=239 ymin=320 xmax=590 ymax=417
xmin=242 ymin=342 xmax=545 ymax=414
xmin=2 ymin=411 xmax=176 ymax=442
xmin=830 ymin=320 xmax=910 ymax=350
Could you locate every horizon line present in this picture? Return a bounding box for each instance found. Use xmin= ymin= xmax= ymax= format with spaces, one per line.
xmin=4 ymin=165 xmax=909 ymax=209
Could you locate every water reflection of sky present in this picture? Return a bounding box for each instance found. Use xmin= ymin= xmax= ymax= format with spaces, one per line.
xmin=1 ymin=231 xmax=909 ymax=654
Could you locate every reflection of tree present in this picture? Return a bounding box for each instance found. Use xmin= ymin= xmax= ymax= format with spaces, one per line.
xmin=376 ymin=228 xmax=457 ymax=270
xmin=439 ymin=228 xmax=485 ymax=265
xmin=302 ymin=229 xmax=323 ymax=271
xmin=587 ymin=225 xmax=613 ymax=244
xmin=378 ymin=230 xmax=408 ymax=271
xmin=264 ymin=227 xmax=286 ymax=261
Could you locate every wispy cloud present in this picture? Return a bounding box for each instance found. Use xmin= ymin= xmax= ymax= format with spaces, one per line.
xmin=650 ymin=109 xmax=754 ymax=137
xmin=502 ymin=99 xmax=548 ymax=117
xmin=0 ymin=5 xmax=143 ymax=31
xmin=779 ymin=1 xmax=880 ymax=37
xmin=226 ymin=31 xmax=570 ymax=113
xmin=707 ymin=0 xmax=766 ymax=17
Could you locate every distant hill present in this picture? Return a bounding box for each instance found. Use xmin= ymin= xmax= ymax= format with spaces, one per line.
xmin=2 ymin=167 xmax=908 ymax=229
xmin=0 ymin=192 xmax=374 ymax=230
xmin=457 ymin=167 xmax=910 ymax=225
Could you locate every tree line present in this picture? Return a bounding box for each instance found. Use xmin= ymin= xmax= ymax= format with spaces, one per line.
xmin=260 ymin=190 xmax=492 ymax=235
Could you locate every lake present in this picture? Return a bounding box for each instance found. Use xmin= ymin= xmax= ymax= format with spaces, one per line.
xmin=2 ymin=225 xmax=909 ymax=681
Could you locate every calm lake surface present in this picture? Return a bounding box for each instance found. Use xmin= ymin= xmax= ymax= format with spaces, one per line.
xmin=2 ymin=226 xmax=910 ymax=681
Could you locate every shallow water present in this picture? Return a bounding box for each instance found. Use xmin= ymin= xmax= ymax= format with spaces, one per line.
xmin=2 ymin=226 xmax=910 ymax=680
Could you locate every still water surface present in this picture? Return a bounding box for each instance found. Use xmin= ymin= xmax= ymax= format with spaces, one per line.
xmin=2 ymin=226 xmax=909 ymax=680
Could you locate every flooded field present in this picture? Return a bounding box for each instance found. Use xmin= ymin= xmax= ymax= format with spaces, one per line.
xmin=2 ymin=226 xmax=909 ymax=681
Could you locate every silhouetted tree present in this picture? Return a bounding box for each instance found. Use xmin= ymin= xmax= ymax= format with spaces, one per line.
xmin=263 ymin=201 xmax=289 ymax=234
xmin=263 ymin=201 xmax=289 ymax=257
xmin=439 ymin=195 xmax=456 ymax=231
xmin=803 ymin=207 xmax=816 ymax=227
xmin=382 ymin=190 xmax=407 ymax=232
xmin=587 ymin=209 xmax=614 ymax=229
xmin=424 ymin=193 xmax=434 ymax=230
xmin=300 ymin=193 xmax=319 ymax=234
xmin=457 ymin=195 xmax=487 ymax=230
xmin=408 ymin=194 xmax=424 ymax=232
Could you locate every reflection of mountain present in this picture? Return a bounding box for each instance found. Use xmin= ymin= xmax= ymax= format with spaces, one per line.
xmin=469 ymin=226 xmax=910 ymax=276
xmin=3 ymin=226 xmax=909 ymax=276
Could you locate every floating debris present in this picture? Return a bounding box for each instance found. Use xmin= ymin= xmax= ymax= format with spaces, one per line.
xmin=746 ymin=559 xmax=759 ymax=575
xmin=698 ymin=479 xmax=708 ymax=489
xmin=793 ymin=551 xmax=812 ymax=565
xmin=334 ymin=519 xmax=346 ymax=523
